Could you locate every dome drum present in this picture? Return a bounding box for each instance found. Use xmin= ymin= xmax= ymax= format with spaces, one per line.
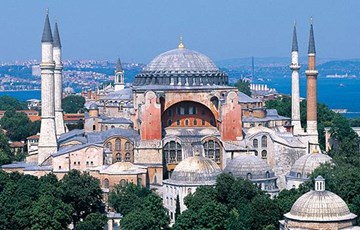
xmin=133 ymin=48 xmax=228 ymax=87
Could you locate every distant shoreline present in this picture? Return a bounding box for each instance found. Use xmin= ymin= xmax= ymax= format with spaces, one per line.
xmin=0 ymin=89 xmax=40 ymax=92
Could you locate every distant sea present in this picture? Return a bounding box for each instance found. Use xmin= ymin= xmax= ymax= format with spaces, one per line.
xmin=0 ymin=76 xmax=359 ymax=119
xmin=256 ymin=76 xmax=360 ymax=119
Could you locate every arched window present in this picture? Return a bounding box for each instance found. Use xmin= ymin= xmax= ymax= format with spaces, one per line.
xmin=137 ymin=177 xmax=142 ymax=187
xmin=154 ymin=175 xmax=157 ymax=184
xmin=106 ymin=142 xmax=112 ymax=151
xmin=194 ymin=119 xmax=197 ymax=126
xmin=111 ymin=125 xmax=115 ymax=129
xmin=253 ymin=139 xmax=258 ymax=148
xmin=211 ymin=97 xmax=219 ymax=109
xmin=116 ymin=153 xmax=121 ymax=162
xmin=185 ymin=119 xmax=189 ymax=126
xmin=125 ymin=141 xmax=131 ymax=151
xmin=297 ymin=173 xmax=302 ymax=178
xmin=261 ymin=135 xmax=267 ymax=147
xmin=120 ymin=179 xmax=127 ymax=187
xmin=254 ymin=150 xmax=258 ymax=156
xmin=103 ymin=179 xmax=109 ymax=189
xmin=202 ymin=119 xmax=205 ymax=126
xmin=266 ymin=171 xmax=270 ymax=178
xmin=203 ymin=140 xmax=221 ymax=163
xmin=247 ymin=173 xmax=252 ymax=180
xmin=167 ymin=119 xmax=172 ymax=126
xmin=163 ymin=141 xmax=182 ymax=164
xmin=115 ymin=138 xmax=121 ymax=151
xmin=187 ymin=188 xmax=192 ymax=194
xmin=125 ymin=153 xmax=131 ymax=162
xmin=261 ymin=150 xmax=267 ymax=159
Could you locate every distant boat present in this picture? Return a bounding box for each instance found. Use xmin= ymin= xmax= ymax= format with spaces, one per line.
xmin=339 ymin=83 xmax=345 ymax=87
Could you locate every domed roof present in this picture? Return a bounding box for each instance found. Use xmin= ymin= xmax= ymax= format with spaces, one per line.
xmin=89 ymin=103 xmax=98 ymax=110
xmin=289 ymin=152 xmax=332 ymax=179
xmin=64 ymin=87 xmax=75 ymax=94
xmin=169 ymin=155 xmax=221 ymax=184
xmin=285 ymin=176 xmax=356 ymax=222
xmin=101 ymin=162 xmax=146 ymax=175
xmin=133 ymin=40 xmax=228 ymax=87
xmin=224 ymin=155 xmax=275 ymax=180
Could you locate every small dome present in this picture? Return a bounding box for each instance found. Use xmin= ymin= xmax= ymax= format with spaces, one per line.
xmin=89 ymin=103 xmax=98 ymax=110
xmin=170 ymin=155 xmax=221 ymax=184
xmin=133 ymin=46 xmax=228 ymax=87
xmin=289 ymin=153 xmax=332 ymax=179
xmin=101 ymin=162 xmax=145 ymax=175
xmin=224 ymin=155 xmax=275 ymax=180
xmin=285 ymin=178 xmax=356 ymax=222
xmin=64 ymin=87 xmax=75 ymax=94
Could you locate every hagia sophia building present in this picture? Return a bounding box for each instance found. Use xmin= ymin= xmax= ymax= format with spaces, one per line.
xmin=4 ymin=12 xmax=357 ymax=228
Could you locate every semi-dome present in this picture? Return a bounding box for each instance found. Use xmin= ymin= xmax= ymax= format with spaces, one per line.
xmin=133 ymin=39 xmax=228 ymax=87
xmin=89 ymin=103 xmax=98 ymax=110
xmin=289 ymin=152 xmax=332 ymax=179
xmin=224 ymin=154 xmax=276 ymax=180
xmin=101 ymin=162 xmax=146 ymax=175
xmin=285 ymin=176 xmax=356 ymax=222
xmin=170 ymin=155 xmax=221 ymax=184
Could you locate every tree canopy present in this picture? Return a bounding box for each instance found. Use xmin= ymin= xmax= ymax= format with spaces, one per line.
xmin=62 ymin=95 xmax=86 ymax=113
xmin=109 ymin=183 xmax=169 ymax=230
xmin=0 ymin=95 xmax=27 ymax=111
xmin=235 ymin=79 xmax=251 ymax=96
xmin=0 ymin=109 xmax=40 ymax=141
xmin=0 ymin=170 xmax=106 ymax=230
xmin=173 ymin=173 xmax=282 ymax=230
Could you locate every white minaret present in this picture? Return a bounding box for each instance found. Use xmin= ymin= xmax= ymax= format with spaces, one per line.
xmin=53 ymin=20 xmax=65 ymax=136
xmin=290 ymin=22 xmax=303 ymax=134
xmin=38 ymin=11 xmax=58 ymax=165
xmin=114 ymin=58 xmax=125 ymax=91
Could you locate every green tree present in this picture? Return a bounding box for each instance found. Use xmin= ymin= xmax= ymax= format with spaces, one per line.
xmin=225 ymin=208 xmax=247 ymax=230
xmin=60 ymin=170 xmax=105 ymax=227
xmin=0 ymin=109 xmax=39 ymax=141
xmin=175 ymin=194 xmax=181 ymax=221
xmin=235 ymin=79 xmax=251 ymax=96
xmin=62 ymin=95 xmax=86 ymax=113
xmin=109 ymin=183 xmax=150 ymax=216
xmin=76 ymin=212 xmax=107 ymax=230
xmin=30 ymin=195 xmax=73 ymax=230
xmin=121 ymin=208 xmax=156 ymax=230
xmin=0 ymin=95 xmax=27 ymax=111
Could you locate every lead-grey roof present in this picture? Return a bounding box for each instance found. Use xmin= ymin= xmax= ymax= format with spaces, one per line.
xmin=99 ymin=117 xmax=133 ymax=125
xmin=133 ymin=47 xmax=228 ymax=87
xmin=53 ymin=21 xmax=61 ymax=48
xmin=42 ymin=13 xmax=53 ymax=43
xmin=238 ymin=92 xmax=261 ymax=103
xmin=58 ymin=129 xmax=85 ymax=144
xmin=86 ymin=128 xmax=140 ymax=144
xmin=104 ymin=87 xmax=133 ymax=101
xmin=224 ymin=155 xmax=276 ymax=180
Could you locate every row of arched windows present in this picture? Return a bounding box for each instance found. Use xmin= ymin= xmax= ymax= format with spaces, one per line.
xmin=163 ymin=139 xmax=222 ymax=164
xmin=106 ymin=139 xmax=132 ymax=151
xmin=115 ymin=153 xmax=131 ymax=162
xmin=254 ymin=150 xmax=268 ymax=159
xmin=253 ymin=135 xmax=268 ymax=148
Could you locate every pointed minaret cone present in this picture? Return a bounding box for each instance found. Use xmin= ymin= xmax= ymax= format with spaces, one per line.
xmin=53 ymin=20 xmax=65 ymax=136
xmin=114 ymin=58 xmax=125 ymax=91
xmin=305 ymin=17 xmax=319 ymax=144
xmin=38 ymin=10 xmax=58 ymax=165
xmin=290 ymin=22 xmax=302 ymax=134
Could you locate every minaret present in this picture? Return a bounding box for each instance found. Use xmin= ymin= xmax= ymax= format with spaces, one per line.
xmin=114 ymin=58 xmax=124 ymax=91
xmin=53 ymin=19 xmax=65 ymax=136
xmin=305 ymin=17 xmax=319 ymax=143
xmin=38 ymin=10 xmax=58 ymax=165
xmin=290 ymin=22 xmax=303 ymax=134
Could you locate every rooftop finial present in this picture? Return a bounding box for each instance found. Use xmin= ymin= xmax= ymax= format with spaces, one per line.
xmin=310 ymin=16 xmax=313 ymax=25
xmin=178 ymin=34 xmax=185 ymax=49
xmin=315 ymin=175 xmax=325 ymax=191
xmin=46 ymin=8 xmax=49 ymax=15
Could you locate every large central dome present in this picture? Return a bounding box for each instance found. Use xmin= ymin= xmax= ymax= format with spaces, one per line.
xmin=133 ymin=41 xmax=228 ymax=87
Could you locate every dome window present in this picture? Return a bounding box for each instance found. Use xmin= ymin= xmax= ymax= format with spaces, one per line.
xmin=247 ymin=173 xmax=252 ymax=180
xmin=116 ymin=153 xmax=121 ymax=162
xmin=253 ymin=139 xmax=258 ymax=148
xmin=203 ymin=140 xmax=221 ymax=163
xmin=261 ymin=150 xmax=267 ymax=159
xmin=164 ymin=141 xmax=182 ymax=164
xmin=115 ymin=138 xmax=121 ymax=151
xmin=104 ymin=179 xmax=109 ymax=189
xmin=261 ymin=136 xmax=267 ymax=147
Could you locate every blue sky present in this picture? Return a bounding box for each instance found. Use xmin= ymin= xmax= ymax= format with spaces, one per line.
xmin=0 ymin=0 xmax=359 ymax=63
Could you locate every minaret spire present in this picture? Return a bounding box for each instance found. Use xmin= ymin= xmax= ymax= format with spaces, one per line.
xmin=292 ymin=21 xmax=298 ymax=52
xmin=305 ymin=17 xmax=319 ymax=150
xmin=308 ymin=17 xmax=316 ymax=54
xmin=53 ymin=19 xmax=65 ymax=136
xmin=290 ymin=22 xmax=302 ymax=134
xmin=42 ymin=10 xmax=53 ymax=43
xmin=114 ymin=58 xmax=125 ymax=91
